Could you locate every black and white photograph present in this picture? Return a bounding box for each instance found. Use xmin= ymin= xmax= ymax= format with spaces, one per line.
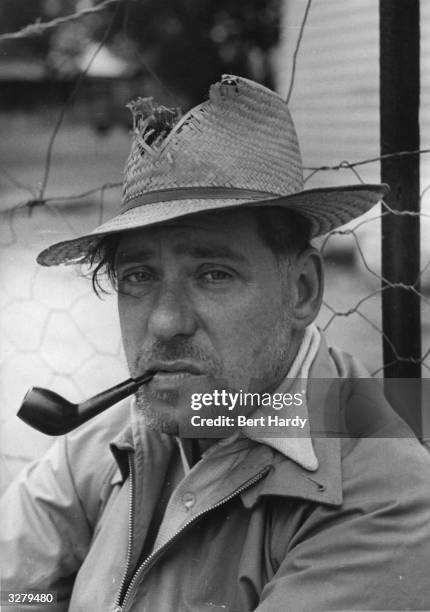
xmin=1 ymin=1 xmax=430 ymax=610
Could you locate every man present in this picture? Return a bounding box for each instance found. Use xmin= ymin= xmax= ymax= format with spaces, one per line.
xmin=2 ymin=75 xmax=430 ymax=611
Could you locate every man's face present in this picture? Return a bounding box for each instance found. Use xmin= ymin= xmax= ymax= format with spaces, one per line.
xmin=115 ymin=209 xmax=303 ymax=434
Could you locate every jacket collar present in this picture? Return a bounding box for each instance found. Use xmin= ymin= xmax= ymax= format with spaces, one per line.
xmin=240 ymin=334 xmax=343 ymax=508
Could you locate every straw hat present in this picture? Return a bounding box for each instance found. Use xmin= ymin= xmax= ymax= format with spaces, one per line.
xmin=37 ymin=75 xmax=388 ymax=266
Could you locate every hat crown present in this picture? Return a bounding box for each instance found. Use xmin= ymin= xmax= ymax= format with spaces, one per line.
xmin=123 ymin=75 xmax=304 ymax=210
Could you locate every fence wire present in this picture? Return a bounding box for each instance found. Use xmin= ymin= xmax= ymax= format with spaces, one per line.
xmin=1 ymin=1 xmax=430 ymax=492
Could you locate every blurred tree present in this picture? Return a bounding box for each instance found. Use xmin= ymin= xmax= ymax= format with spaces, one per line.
xmin=0 ymin=0 xmax=281 ymax=108
xmin=0 ymin=0 xmax=281 ymax=129
xmin=110 ymin=0 xmax=281 ymax=105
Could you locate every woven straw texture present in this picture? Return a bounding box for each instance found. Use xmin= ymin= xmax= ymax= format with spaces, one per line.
xmin=123 ymin=75 xmax=302 ymax=209
xmin=37 ymin=75 xmax=387 ymax=266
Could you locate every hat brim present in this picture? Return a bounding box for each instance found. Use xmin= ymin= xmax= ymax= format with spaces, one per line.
xmin=37 ymin=183 xmax=388 ymax=266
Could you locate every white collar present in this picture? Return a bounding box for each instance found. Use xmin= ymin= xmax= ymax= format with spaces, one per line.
xmin=241 ymin=324 xmax=320 ymax=471
xmin=175 ymin=325 xmax=320 ymax=473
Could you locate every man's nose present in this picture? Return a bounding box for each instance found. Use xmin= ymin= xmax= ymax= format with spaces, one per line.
xmin=147 ymin=282 xmax=198 ymax=341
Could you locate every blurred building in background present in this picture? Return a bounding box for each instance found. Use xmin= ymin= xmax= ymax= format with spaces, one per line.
xmin=276 ymin=0 xmax=430 ymax=284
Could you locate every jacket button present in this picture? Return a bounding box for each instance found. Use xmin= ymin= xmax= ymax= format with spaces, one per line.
xmin=182 ymin=492 xmax=195 ymax=509
xmin=113 ymin=607 xmax=122 ymax=612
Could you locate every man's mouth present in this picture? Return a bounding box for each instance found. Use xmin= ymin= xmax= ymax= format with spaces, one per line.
xmin=146 ymin=361 xmax=206 ymax=389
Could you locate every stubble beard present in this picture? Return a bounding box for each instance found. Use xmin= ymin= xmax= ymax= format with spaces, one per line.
xmin=135 ymin=388 xmax=182 ymax=435
xmin=133 ymin=339 xmax=224 ymax=435
xmin=132 ymin=307 xmax=298 ymax=435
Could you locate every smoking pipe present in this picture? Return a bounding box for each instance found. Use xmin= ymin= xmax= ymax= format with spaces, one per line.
xmin=17 ymin=371 xmax=155 ymax=436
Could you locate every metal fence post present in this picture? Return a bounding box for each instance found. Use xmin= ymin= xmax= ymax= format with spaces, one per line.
xmin=379 ymin=0 xmax=421 ymax=434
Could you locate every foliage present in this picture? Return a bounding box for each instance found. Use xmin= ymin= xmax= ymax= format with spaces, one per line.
xmin=0 ymin=0 xmax=281 ymax=108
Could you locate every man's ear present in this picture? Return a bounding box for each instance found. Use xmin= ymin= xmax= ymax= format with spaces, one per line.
xmin=290 ymin=247 xmax=324 ymax=330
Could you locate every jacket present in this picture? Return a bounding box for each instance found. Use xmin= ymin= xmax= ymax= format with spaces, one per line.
xmin=2 ymin=336 xmax=430 ymax=611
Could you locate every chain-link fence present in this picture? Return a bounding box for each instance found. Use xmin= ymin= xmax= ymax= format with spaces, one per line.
xmin=1 ymin=0 xmax=430 ymax=492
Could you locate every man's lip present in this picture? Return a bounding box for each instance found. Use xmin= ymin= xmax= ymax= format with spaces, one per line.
xmin=146 ymin=361 xmax=205 ymax=376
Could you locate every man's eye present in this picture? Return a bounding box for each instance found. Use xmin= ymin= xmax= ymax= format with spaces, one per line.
xmin=122 ymin=270 xmax=154 ymax=284
xmin=200 ymin=270 xmax=233 ymax=283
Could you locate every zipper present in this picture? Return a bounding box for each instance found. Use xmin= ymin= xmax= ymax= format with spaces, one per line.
xmin=113 ymin=455 xmax=136 ymax=611
xmin=113 ymin=457 xmax=270 ymax=612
